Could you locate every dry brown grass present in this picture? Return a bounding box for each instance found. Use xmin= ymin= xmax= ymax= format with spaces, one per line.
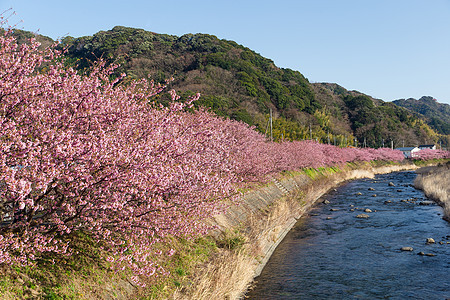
xmin=173 ymin=249 xmax=254 ymax=300
xmin=414 ymin=163 xmax=450 ymax=221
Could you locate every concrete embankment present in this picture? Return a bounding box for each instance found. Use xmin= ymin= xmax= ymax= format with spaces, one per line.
xmin=173 ymin=162 xmax=423 ymax=299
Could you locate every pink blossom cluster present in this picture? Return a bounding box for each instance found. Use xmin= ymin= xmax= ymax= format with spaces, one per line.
xmin=254 ymin=141 xmax=404 ymax=173
xmin=414 ymin=149 xmax=450 ymax=160
xmin=0 ymin=31 xmax=405 ymax=281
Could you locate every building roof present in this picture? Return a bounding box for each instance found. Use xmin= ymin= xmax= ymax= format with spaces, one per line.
xmin=418 ymin=144 xmax=435 ymax=147
xmin=395 ymin=147 xmax=419 ymax=151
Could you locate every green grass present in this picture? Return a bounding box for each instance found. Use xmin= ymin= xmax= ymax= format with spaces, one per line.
xmin=413 ymin=158 xmax=450 ymax=166
xmin=216 ymin=229 xmax=246 ymax=251
xmin=302 ymin=166 xmax=341 ymax=179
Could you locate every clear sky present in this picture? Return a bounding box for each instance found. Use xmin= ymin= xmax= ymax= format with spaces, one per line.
xmin=2 ymin=0 xmax=450 ymax=105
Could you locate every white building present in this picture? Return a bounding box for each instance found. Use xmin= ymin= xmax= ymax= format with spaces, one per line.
xmin=395 ymin=147 xmax=421 ymax=158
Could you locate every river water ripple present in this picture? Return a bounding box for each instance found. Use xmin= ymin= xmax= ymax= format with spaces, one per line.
xmin=246 ymin=171 xmax=450 ymax=299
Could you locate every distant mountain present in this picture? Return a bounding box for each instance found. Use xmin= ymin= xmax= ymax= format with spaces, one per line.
xmin=393 ymin=96 xmax=450 ymax=135
xmin=9 ymin=27 xmax=449 ymax=148
xmin=312 ymin=83 xmax=442 ymax=147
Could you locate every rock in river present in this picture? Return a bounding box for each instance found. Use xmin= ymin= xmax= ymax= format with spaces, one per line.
xmin=417 ymin=252 xmax=436 ymax=256
xmin=401 ymin=247 xmax=414 ymax=251
xmin=426 ymin=238 xmax=435 ymax=244
xmin=356 ymin=214 xmax=370 ymax=219
xmin=364 ymin=208 xmax=372 ymax=213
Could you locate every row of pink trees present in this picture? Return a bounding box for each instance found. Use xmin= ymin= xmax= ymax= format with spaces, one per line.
xmin=413 ymin=149 xmax=450 ymax=160
xmin=0 ymin=30 xmax=417 ymax=283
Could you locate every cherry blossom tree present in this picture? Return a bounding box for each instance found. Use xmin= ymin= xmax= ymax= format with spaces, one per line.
xmin=0 ymin=28 xmax=408 ymax=284
xmin=414 ymin=149 xmax=450 ymax=160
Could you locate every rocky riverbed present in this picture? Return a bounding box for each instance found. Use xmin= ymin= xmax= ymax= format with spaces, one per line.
xmin=247 ymin=171 xmax=450 ymax=299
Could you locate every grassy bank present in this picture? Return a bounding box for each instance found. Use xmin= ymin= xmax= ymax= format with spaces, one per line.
xmin=414 ymin=161 xmax=450 ymax=222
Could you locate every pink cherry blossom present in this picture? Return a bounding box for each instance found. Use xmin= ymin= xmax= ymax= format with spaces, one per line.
xmin=0 ymin=28 xmax=416 ymax=284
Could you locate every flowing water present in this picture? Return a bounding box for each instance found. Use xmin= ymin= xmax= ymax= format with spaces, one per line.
xmin=246 ymin=171 xmax=450 ymax=299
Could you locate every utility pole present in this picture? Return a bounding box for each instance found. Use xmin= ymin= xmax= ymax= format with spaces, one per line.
xmin=327 ymin=132 xmax=330 ymax=145
xmin=391 ymin=140 xmax=393 ymax=149
xmin=309 ymin=123 xmax=312 ymax=140
xmin=382 ymin=139 xmax=385 ymax=148
xmin=270 ymin=108 xmax=273 ymax=142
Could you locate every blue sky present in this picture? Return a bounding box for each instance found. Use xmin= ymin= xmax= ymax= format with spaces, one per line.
xmin=2 ymin=0 xmax=450 ymax=105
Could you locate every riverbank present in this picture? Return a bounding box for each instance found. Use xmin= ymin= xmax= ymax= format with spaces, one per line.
xmin=414 ymin=161 xmax=450 ymax=222
xmin=173 ymin=161 xmax=427 ymax=299
xmin=1 ymin=160 xmax=443 ymax=299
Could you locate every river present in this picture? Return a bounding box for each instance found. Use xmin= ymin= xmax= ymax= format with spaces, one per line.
xmin=246 ymin=171 xmax=450 ymax=299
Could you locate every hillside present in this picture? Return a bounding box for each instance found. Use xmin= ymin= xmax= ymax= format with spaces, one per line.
xmin=312 ymin=83 xmax=444 ymax=148
xmin=11 ymin=26 xmax=449 ymax=148
xmin=393 ymin=96 xmax=450 ymax=135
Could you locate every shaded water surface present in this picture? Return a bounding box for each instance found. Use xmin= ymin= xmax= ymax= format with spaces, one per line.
xmin=246 ymin=172 xmax=450 ymax=299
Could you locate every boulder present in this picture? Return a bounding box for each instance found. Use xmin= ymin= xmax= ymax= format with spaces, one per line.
xmin=426 ymin=238 xmax=435 ymax=244
xmin=400 ymin=247 xmax=413 ymax=251
xmin=356 ymin=214 xmax=370 ymax=219
xmin=364 ymin=208 xmax=372 ymax=213
xmin=388 ymin=182 xmax=395 ymax=186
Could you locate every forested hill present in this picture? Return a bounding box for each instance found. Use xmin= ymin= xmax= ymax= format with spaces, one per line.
xmin=393 ymin=96 xmax=450 ymax=135
xmin=11 ymin=26 xmax=449 ymax=148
